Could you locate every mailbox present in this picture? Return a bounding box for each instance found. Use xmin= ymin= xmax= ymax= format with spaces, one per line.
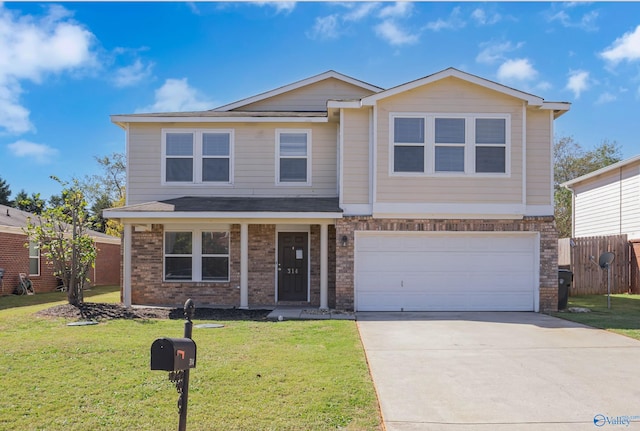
xmin=151 ymin=337 xmax=196 ymax=371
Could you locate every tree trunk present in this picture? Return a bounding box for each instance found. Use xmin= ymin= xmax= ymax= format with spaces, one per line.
xmin=68 ymin=210 xmax=79 ymax=306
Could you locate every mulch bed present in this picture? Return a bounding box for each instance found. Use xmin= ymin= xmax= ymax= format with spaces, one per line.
xmin=35 ymin=302 xmax=271 ymax=321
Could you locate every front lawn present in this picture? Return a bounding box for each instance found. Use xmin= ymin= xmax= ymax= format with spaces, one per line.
xmin=0 ymin=287 xmax=381 ymax=430
xmin=552 ymin=294 xmax=640 ymax=340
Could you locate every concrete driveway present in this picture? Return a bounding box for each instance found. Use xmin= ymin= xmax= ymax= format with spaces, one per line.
xmin=357 ymin=312 xmax=640 ymax=430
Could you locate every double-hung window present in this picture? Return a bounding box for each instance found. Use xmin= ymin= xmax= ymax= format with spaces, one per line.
xmin=164 ymin=228 xmax=230 ymax=282
xmin=390 ymin=113 xmax=509 ymax=176
xmin=393 ymin=117 xmax=425 ymax=173
xmin=277 ymin=129 xmax=311 ymax=185
xmin=475 ymin=118 xmax=506 ymax=173
xmin=434 ymin=118 xmax=465 ymax=173
xmin=28 ymin=241 xmax=40 ymax=276
xmin=163 ymin=129 xmax=233 ymax=184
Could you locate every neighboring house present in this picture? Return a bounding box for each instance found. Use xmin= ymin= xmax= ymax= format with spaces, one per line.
xmin=105 ymin=68 xmax=569 ymax=312
xmin=562 ymin=155 xmax=640 ymax=239
xmin=0 ymin=204 xmax=121 ymax=295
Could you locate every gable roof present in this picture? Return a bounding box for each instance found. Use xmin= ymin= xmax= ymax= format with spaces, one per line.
xmin=562 ymin=154 xmax=640 ymax=189
xmin=212 ymin=70 xmax=383 ymax=112
xmin=111 ymin=67 xmax=570 ymax=127
xmin=359 ymin=67 xmax=570 ymax=118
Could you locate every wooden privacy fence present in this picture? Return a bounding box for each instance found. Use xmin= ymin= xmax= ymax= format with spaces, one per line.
xmin=559 ymin=235 xmax=631 ymax=296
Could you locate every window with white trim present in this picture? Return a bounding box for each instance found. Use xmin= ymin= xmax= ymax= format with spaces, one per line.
xmin=28 ymin=241 xmax=40 ymax=276
xmin=277 ymin=129 xmax=311 ymax=184
xmin=164 ymin=230 xmax=230 ymax=282
xmin=475 ymin=118 xmax=506 ymax=173
xmin=390 ymin=114 xmax=509 ymax=176
xmin=393 ymin=117 xmax=425 ymax=173
xmin=163 ymin=129 xmax=233 ymax=184
xmin=434 ymin=118 xmax=465 ymax=173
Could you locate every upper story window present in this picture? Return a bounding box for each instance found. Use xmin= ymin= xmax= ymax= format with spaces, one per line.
xmin=28 ymin=241 xmax=39 ymax=276
xmin=475 ymin=118 xmax=506 ymax=173
xmin=390 ymin=114 xmax=509 ymax=176
xmin=434 ymin=118 xmax=465 ymax=173
xmin=393 ymin=117 xmax=425 ymax=173
xmin=276 ymin=129 xmax=312 ymax=185
xmin=163 ymin=129 xmax=233 ymax=184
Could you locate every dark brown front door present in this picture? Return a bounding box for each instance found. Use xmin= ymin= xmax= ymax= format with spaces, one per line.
xmin=278 ymin=232 xmax=308 ymax=301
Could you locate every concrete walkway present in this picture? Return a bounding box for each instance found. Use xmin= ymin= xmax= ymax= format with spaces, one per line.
xmin=267 ymin=306 xmax=355 ymax=320
xmin=357 ymin=312 xmax=640 ymax=430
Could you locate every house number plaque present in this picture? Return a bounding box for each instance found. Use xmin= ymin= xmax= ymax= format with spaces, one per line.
xmin=286 ymin=268 xmax=299 ymax=274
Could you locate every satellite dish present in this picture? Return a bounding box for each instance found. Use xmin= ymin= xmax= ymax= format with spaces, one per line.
xmin=599 ymin=252 xmax=615 ymax=269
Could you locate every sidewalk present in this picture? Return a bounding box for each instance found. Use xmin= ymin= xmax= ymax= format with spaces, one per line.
xmin=267 ymin=307 xmax=355 ymax=320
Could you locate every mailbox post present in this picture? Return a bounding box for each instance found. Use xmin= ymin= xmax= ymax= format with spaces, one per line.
xmin=150 ymin=299 xmax=196 ymax=431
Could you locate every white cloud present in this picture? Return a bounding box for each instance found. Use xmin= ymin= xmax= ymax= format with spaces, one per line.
xmin=548 ymin=9 xmax=598 ymax=31
xmin=476 ymin=40 xmax=524 ymax=65
xmin=425 ymin=7 xmax=466 ymax=32
xmin=600 ymin=25 xmax=640 ymax=65
xmin=308 ymin=14 xmax=340 ymax=40
xmin=137 ymin=78 xmax=214 ymax=113
xmin=0 ymin=79 xmax=31 ymax=134
xmin=343 ymin=3 xmax=378 ymax=22
xmin=375 ymin=20 xmax=419 ymax=46
xmin=566 ymin=70 xmax=590 ymax=98
xmin=471 ymin=8 xmax=502 ymax=26
xmin=536 ymin=81 xmax=552 ymax=92
xmin=497 ymin=58 xmax=538 ymax=81
xmin=0 ymin=4 xmax=97 ymax=134
xmin=595 ymin=92 xmax=616 ymax=105
xmin=7 ymin=140 xmax=59 ymax=164
xmin=252 ymin=2 xmax=295 ymax=15
xmin=112 ymin=59 xmax=154 ymax=88
xmin=379 ymin=2 xmax=413 ymax=19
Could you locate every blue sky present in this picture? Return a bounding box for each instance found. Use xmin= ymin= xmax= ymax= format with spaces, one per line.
xmin=1 ymin=1 xmax=640 ymax=201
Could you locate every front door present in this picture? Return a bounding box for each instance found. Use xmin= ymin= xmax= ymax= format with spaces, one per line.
xmin=277 ymin=232 xmax=308 ymax=301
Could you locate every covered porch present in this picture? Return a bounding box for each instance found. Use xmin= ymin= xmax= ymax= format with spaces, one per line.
xmin=105 ymin=197 xmax=342 ymax=309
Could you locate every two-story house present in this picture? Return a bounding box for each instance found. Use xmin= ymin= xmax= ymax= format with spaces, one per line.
xmin=105 ymin=68 xmax=570 ymax=312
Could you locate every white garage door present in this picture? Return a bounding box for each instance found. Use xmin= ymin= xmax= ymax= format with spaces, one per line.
xmin=355 ymin=232 xmax=538 ymax=312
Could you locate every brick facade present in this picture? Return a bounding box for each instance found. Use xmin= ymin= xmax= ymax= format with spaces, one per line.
xmin=335 ymin=216 xmax=558 ymax=312
xmin=129 ymin=223 xmax=337 ymax=308
xmin=0 ymin=231 xmax=121 ymax=295
xmin=128 ymin=218 xmax=556 ymax=312
xmin=130 ymin=224 xmax=241 ymax=306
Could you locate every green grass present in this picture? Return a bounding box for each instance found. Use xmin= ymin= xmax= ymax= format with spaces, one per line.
xmin=0 ymin=287 xmax=382 ymax=431
xmin=552 ymin=294 xmax=640 ymax=340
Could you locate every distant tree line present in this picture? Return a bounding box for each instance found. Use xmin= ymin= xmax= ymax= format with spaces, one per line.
xmin=1 ymin=152 xmax=126 ymax=306
xmin=554 ymin=137 xmax=622 ymax=238
xmin=0 ymin=152 xmax=125 ymax=236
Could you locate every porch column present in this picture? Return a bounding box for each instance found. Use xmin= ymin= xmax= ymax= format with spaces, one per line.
xmin=123 ymin=224 xmax=132 ymax=308
xmin=320 ymin=223 xmax=329 ymax=310
xmin=240 ymin=223 xmax=249 ymax=309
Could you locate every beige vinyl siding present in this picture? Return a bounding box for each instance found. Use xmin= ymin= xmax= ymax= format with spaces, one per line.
xmin=127 ymin=122 xmax=337 ymax=205
xmin=375 ymin=77 xmax=523 ymax=204
xmin=574 ymin=162 xmax=640 ymax=238
xmin=525 ymin=109 xmax=552 ymax=206
xmin=237 ymin=78 xmax=376 ymax=111
xmin=342 ymin=108 xmax=370 ymax=205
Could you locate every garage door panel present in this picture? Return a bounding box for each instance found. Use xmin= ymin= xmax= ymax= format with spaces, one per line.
xmin=357 ymin=251 xmax=534 ymax=273
xmin=357 ymin=292 xmax=534 ymax=312
xmin=355 ymin=232 xmax=537 ymax=312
